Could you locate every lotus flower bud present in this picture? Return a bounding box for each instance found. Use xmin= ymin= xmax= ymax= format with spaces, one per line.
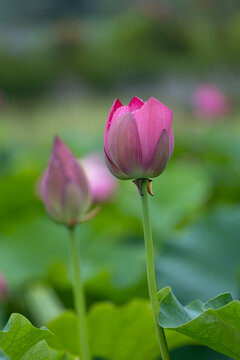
xmin=80 ymin=153 xmax=117 ymax=203
xmin=104 ymin=96 xmax=174 ymax=180
xmin=41 ymin=137 xmax=91 ymax=227
xmin=193 ymin=84 xmax=229 ymax=119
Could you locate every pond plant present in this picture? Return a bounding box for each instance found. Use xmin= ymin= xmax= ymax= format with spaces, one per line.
xmin=104 ymin=96 xmax=174 ymax=360
xmin=0 ymin=97 xmax=240 ymax=360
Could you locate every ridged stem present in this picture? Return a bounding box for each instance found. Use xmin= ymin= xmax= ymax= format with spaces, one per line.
xmin=69 ymin=227 xmax=90 ymax=360
xmin=140 ymin=179 xmax=170 ymax=360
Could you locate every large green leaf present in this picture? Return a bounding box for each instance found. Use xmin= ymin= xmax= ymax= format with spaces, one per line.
xmin=156 ymin=206 xmax=240 ymax=303
xmin=89 ymin=301 xmax=197 ymax=358
xmin=0 ymin=313 xmax=79 ymax=360
xmin=0 ymin=217 xmax=146 ymax=303
xmin=50 ymin=349 xmax=79 ymax=360
xmin=0 ymin=149 xmax=213 ymax=305
xmin=47 ymin=300 xmax=196 ymax=360
xmin=0 ymin=169 xmax=43 ymax=232
xmin=47 ymin=312 xmax=79 ymax=356
xmin=0 ymin=218 xmax=69 ymax=289
xmin=119 ymin=160 xmax=211 ymax=234
xmin=158 ymin=287 xmax=240 ymax=359
xmin=0 ymin=313 xmax=52 ymax=360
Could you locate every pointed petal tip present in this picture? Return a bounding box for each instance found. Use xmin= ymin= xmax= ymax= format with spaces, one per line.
xmin=147 ymin=97 xmax=173 ymax=122
xmin=52 ymin=136 xmax=70 ymax=158
xmin=129 ymin=96 xmax=145 ymax=111
xmin=130 ymin=96 xmax=143 ymax=101
xmin=53 ymin=135 xmax=62 ymax=143
xmin=53 ymin=136 xmax=66 ymax=150
xmin=146 ymin=97 xmax=171 ymax=110
xmin=139 ymin=97 xmax=164 ymax=113
xmin=105 ymin=98 xmax=123 ymax=138
xmin=114 ymin=98 xmax=123 ymax=107
xmin=148 ymin=96 xmax=158 ymax=102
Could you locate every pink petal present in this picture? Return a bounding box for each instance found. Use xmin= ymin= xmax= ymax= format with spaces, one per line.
xmin=133 ymin=97 xmax=172 ymax=167
xmin=53 ymin=137 xmax=89 ymax=191
xmin=168 ymin=128 xmax=174 ymax=157
xmin=41 ymin=153 xmax=65 ymax=221
xmin=42 ymin=137 xmax=90 ymax=224
xmin=0 ymin=273 xmax=7 ymax=298
xmin=52 ymin=137 xmax=77 ymax=181
xmin=80 ymin=153 xmax=117 ymax=203
xmin=107 ymin=112 xmax=143 ymax=179
xmin=104 ymin=149 xmax=129 ymax=180
xmin=110 ymin=105 xmax=131 ymax=127
xmin=104 ymin=98 xmax=122 ymax=147
xmin=62 ymin=182 xmax=89 ymax=224
xmin=129 ymin=96 xmax=144 ymax=111
xmin=144 ymin=130 xmax=170 ymax=178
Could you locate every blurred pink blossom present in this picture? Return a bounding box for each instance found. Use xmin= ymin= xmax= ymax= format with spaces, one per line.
xmin=80 ymin=153 xmax=117 ymax=203
xmin=0 ymin=272 xmax=7 ymax=299
xmin=193 ymin=84 xmax=229 ymax=119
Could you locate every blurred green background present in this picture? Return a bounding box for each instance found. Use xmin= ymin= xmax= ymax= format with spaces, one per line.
xmin=0 ymin=0 xmax=240 ymax=359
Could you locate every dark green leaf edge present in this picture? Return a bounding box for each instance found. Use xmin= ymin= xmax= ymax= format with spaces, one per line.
xmin=157 ymin=286 xmax=240 ymax=359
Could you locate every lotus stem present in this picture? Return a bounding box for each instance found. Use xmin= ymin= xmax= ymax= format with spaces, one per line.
xmin=140 ymin=179 xmax=170 ymax=360
xmin=69 ymin=227 xmax=90 ymax=360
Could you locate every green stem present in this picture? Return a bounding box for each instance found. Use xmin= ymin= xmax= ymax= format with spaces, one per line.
xmin=140 ymin=180 xmax=170 ymax=360
xmin=69 ymin=227 xmax=90 ymax=360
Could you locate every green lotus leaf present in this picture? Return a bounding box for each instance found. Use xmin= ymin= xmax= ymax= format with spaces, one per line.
xmin=158 ymin=287 xmax=240 ymax=359
xmin=0 ymin=313 xmax=52 ymax=360
xmin=47 ymin=300 xmax=196 ymax=360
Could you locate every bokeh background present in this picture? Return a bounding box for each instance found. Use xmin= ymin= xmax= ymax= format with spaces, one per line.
xmin=0 ymin=0 xmax=240 ymax=359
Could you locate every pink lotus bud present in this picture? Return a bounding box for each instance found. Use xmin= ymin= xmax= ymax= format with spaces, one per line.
xmin=41 ymin=137 xmax=91 ymax=227
xmin=80 ymin=153 xmax=117 ymax=203
xmin=104 ymin=96 xmax=174 ymax=180
xmin=193 ymin=84 xmax=229 ymax=118
xmin=0 ymin=273 xmax=7 ymax=299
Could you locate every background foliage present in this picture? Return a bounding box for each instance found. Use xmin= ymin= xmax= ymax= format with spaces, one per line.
xmin=0 ymin=0 xmax=240 ymax=359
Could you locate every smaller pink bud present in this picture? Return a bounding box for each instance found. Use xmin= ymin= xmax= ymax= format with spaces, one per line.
xmin=193 ymin=84 xmax=229 ymax=119
xmin=80 ymin=153 xmax=117 ymax=203
xmin=0 ymin=273 xmax=7 ymax=299
xmin=41 ymin=137 xmax=91 ymax=227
